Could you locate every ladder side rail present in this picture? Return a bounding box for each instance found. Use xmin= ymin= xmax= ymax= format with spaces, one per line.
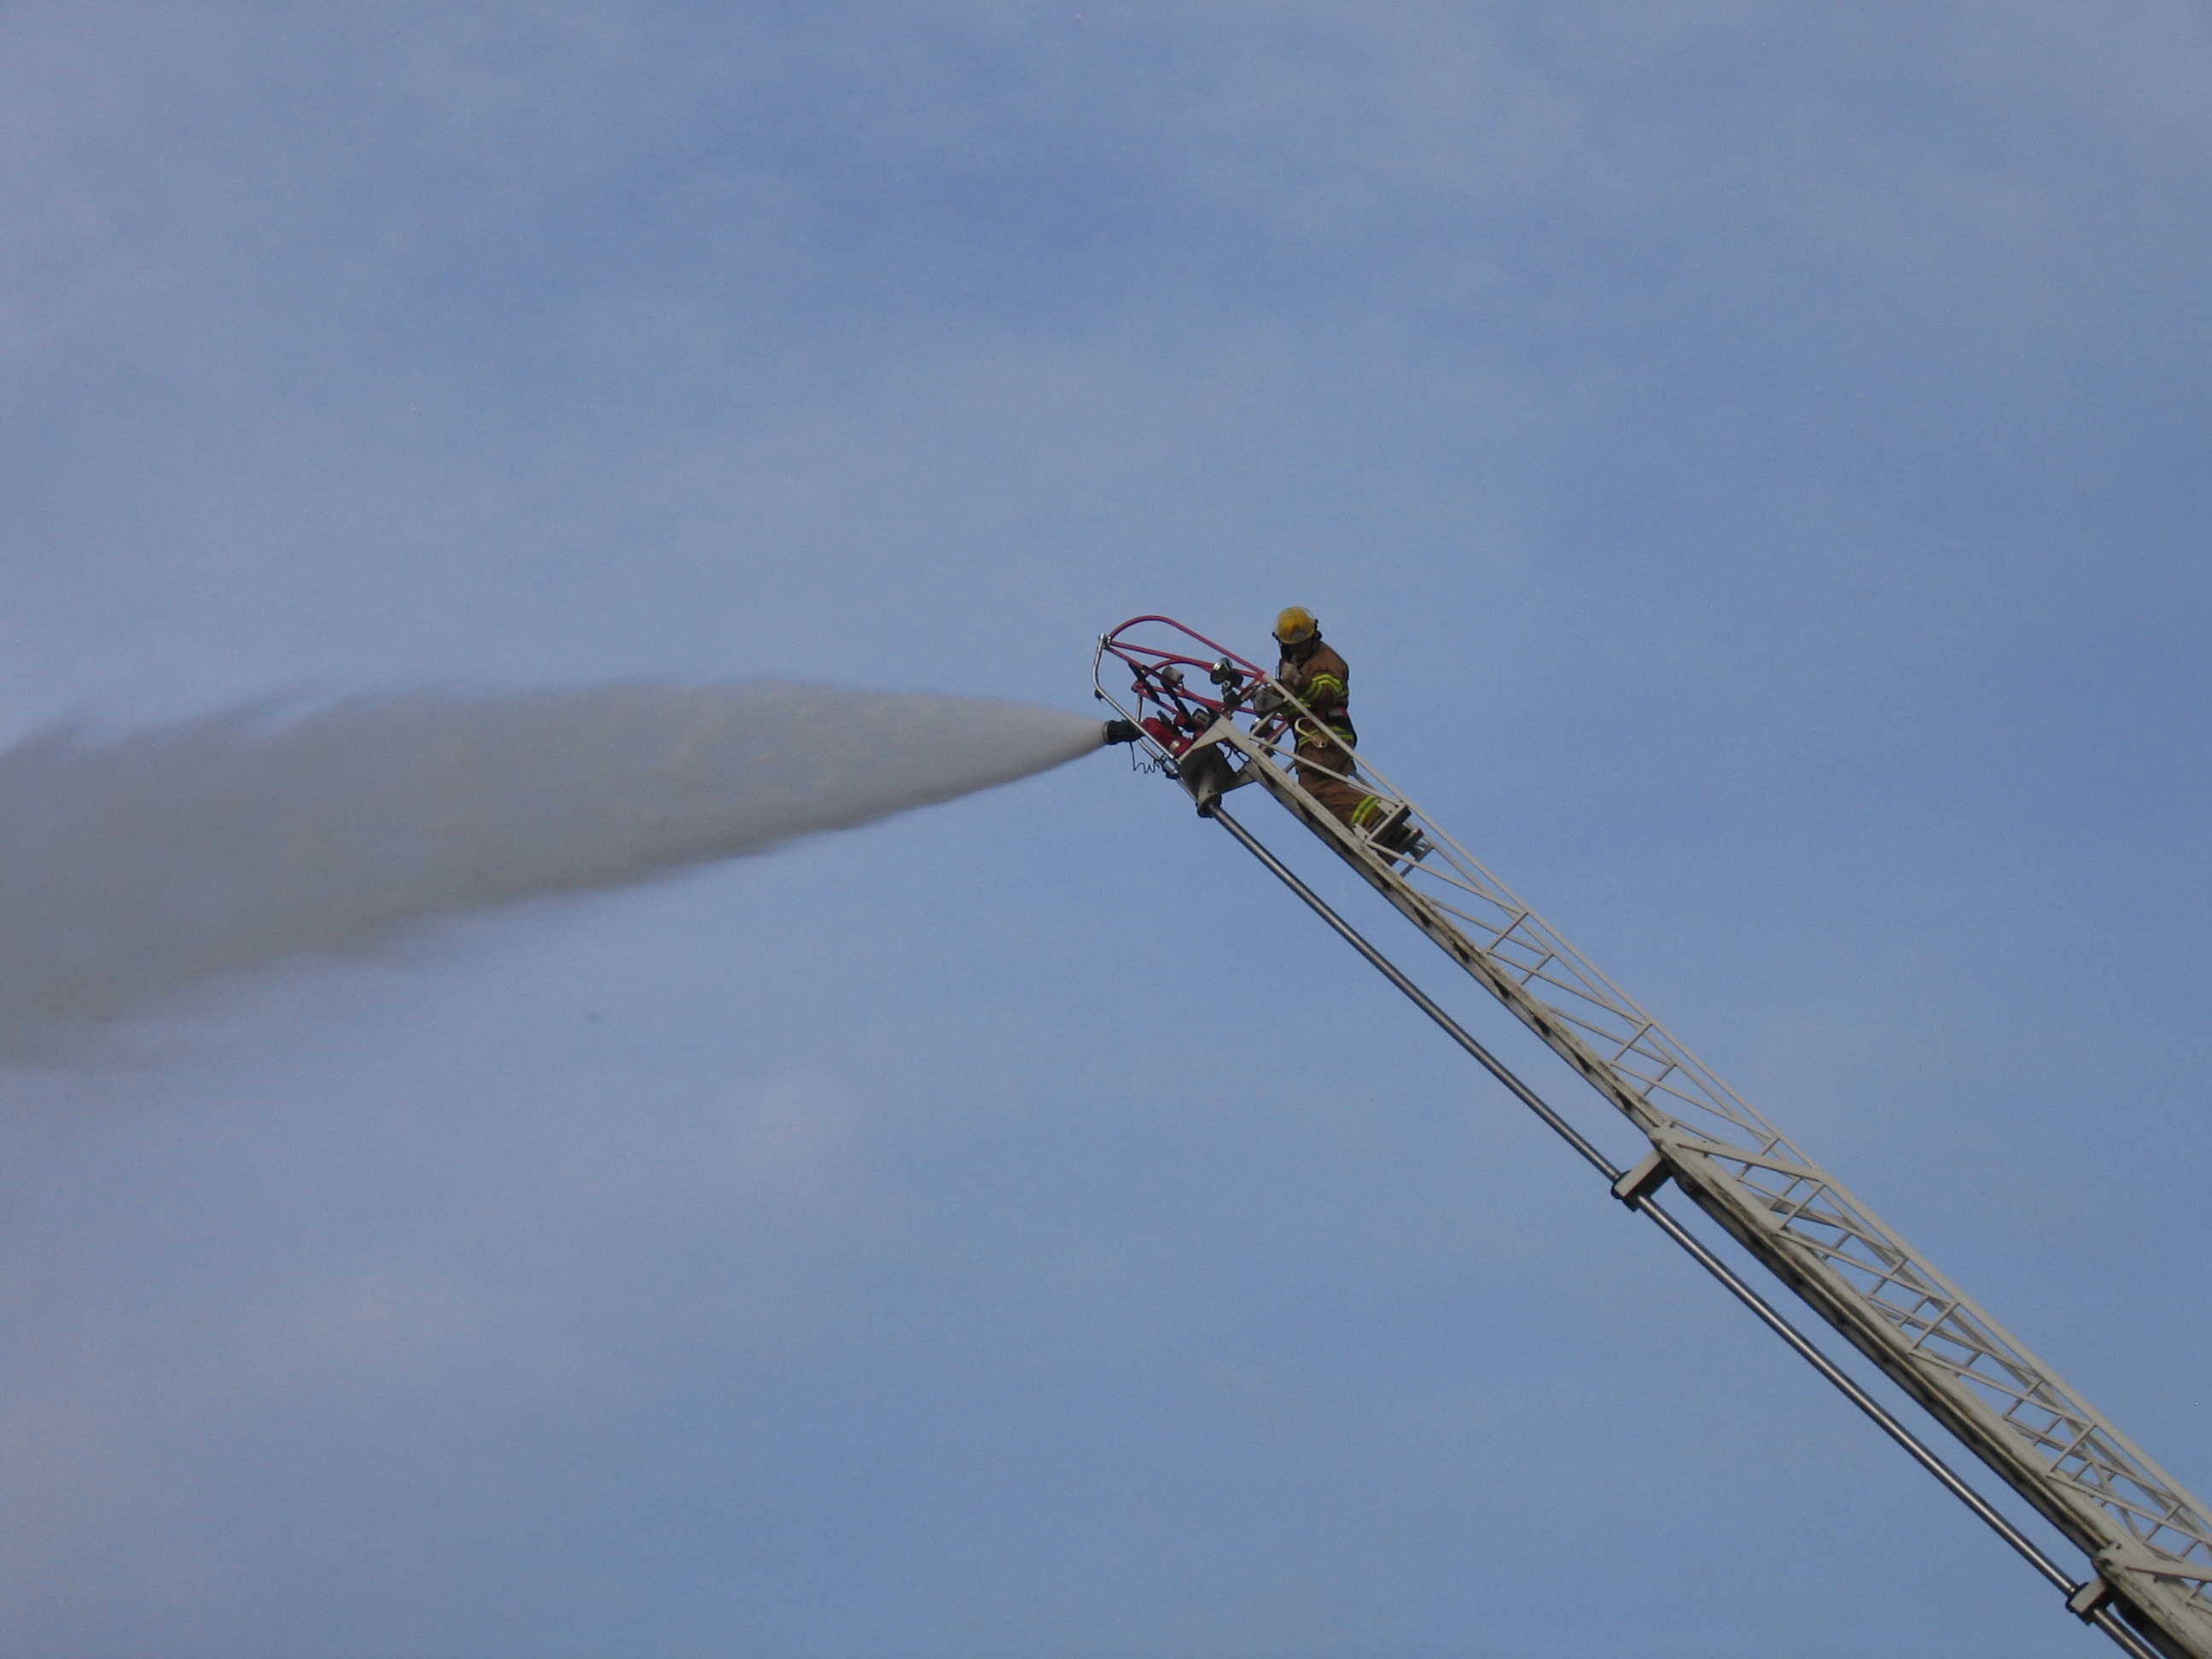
xmin=1095 ymin=622 xmax=2212 ymax=1654
xmin=1204 ymin=795 xmax=2168 ymax=1659
xmin=1099 ymin=661 xmax=2110 ymax=1452
xmin=1208 ymin=714 xmax=2212 ymax=1478
xmin=1196 ymin=721 xmax=2212 ymax=1654
xmin=1097 ymin=629 xmax=2208 ymax=1546
xmin=1225 ymin=707 xmax=1801 ymax=1159
xmin=1207 ymin=711 xmax=2145 ymax=1400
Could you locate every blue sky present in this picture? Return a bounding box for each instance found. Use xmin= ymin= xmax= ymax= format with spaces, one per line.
xmin=3 ymin=3 xmax=2209 ymax=1655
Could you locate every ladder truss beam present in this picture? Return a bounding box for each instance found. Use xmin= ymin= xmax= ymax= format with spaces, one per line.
xmin=1094 ymin=616 xmax=2212 ymax=1659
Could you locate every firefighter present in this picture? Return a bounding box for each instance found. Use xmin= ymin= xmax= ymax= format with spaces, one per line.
xmin=1271 ymin=607 xmax=1394 ymax=839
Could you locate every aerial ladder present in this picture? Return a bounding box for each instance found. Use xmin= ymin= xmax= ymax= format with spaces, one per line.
xmin=1094 ymin=614 xmax=2212 ymax=1659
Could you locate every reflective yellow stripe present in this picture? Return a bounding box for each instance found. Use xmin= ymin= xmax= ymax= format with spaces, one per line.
xmin=1307 ymin=673 xmax=1346 ymax=696
xmin=1349 ymin=795 xmax=1383 ymax=826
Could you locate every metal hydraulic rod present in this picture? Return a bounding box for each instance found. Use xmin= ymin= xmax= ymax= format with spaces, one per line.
xmin=1207 ymin=800 xmax=2162 ymax=1659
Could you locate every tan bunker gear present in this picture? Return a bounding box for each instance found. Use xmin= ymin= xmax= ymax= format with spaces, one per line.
xmin=1276 ymin=635 xmax=1389 ymax=835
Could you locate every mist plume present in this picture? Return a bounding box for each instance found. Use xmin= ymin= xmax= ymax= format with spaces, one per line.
xmin=0 ymin=682 xmax=1103 ymax=1057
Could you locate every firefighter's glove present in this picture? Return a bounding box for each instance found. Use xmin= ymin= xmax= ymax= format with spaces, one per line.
xmin=1249 ymin=684 xmax=1286 ymax=714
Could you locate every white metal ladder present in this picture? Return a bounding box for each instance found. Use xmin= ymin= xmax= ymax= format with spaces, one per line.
xmin=1095 ymin=615 xmax=2212 ymax=1659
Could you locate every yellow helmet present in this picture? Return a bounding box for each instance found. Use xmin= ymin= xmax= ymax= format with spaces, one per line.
xmin=1273 ymin=606 xmax=1318 ymax=645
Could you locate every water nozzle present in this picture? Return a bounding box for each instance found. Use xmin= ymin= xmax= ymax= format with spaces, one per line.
xmin=1102 ymin=719 xmax=1143 ymax=746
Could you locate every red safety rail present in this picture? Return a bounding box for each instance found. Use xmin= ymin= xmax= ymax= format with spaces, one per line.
xmin=1096 ymin=615 xmax=1272 ymax=756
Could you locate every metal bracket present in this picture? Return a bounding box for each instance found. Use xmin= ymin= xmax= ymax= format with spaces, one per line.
xmin=2072 ymin=1578 xmax=2118 ymax=1620
xmin=1611 ymin=1148 xmax=1672 ymax=1206
xmin=1179 ymin=738 xmax=1243 ymax=817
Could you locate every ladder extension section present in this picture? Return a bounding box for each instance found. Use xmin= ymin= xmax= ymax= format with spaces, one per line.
xmin=1095 ymin=616 xmax=2212 ymax=1659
